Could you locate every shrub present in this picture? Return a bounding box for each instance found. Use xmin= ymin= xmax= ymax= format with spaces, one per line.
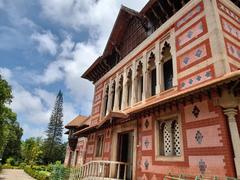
xmin=6 ymin=157 xmax=15 ymax=166
xmin=50 ymin=161 xmax=70 ymax=180
xmin=19 ymin=162 xmax=27 ymax=169
xmin=24 ymin=165 xmax=50 ymax=180
xmin=0 ymin=164 xmax=2 ymax=172
xmin=2 ymin=164 xmax=21 ymax=169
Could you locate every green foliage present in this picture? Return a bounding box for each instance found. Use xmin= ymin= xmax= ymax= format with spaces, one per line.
xmin=21 ymin=137 xmax=43 ymax=165
xmin=2 ymin=164 xmax=21 ymax=169
xmin=2 ymin=121 xmax=23 ymax=163
xmin=43 ymin=91 xmax=64 ymax=164
xmin=0 ymin=75 xmax=22 ymax=159
xmin=6 ymin=157 xmax=15 ymax=166
xmin=24 ymin=165 xmax=50 ymax=180
xmin=50 ymin=161 xmax=70 ymax=180
xmin=19 ymin=162 xmax=27 ymax=169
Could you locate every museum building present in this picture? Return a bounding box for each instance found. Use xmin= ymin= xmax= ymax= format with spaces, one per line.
xmin=64 ymin=0 xmax=240 ymax=179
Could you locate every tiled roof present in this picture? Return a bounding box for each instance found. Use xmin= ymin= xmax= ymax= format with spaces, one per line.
xmin=65 ymin=115 xmax=88 ymax=129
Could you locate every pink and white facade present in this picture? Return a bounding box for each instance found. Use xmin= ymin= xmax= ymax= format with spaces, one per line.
xmin=66 ymin=0 xmax=240 ymax=179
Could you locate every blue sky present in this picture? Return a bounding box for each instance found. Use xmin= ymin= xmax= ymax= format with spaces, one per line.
xmin=0 ymin=0 xmax=148 ymax=140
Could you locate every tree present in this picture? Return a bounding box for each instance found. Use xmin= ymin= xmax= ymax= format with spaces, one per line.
xmin=21 ymin=137 xmax=43 ymax=165
xmin=2 ymin=120 xmax=23 ymax=163
xmin=43 ymin=90 xmax=64 ymax=164
xmin=0 ymin=75 xmax=20 ymax=158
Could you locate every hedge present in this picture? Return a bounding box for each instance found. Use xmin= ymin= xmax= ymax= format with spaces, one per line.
xmin=24 ymin=165 xmax=50 ymax=180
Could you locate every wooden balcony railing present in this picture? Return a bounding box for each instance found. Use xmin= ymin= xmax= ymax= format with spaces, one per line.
xmin=69 ymin=160 xmax=130 ymax=180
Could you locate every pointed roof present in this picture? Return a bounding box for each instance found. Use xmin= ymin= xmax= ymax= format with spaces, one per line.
xmin=102 ymin=5 xmax=140 ymax=56
xmin=82 ymin=5 xmax=142 ymax=81
xmin=65 ymin=115 xmax=89 ymax=129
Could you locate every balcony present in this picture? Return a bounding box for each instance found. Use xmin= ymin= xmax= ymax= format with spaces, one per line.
xmin=69 ymin=160 xmax=130 ymax=180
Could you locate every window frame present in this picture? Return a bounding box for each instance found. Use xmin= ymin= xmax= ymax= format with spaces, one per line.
xmin=95 ymin=134 xmax=105 ymax=158
xmin=154 ymin=113 xmax=184 ymax=162
xmin=162 ymin=56 xmax=173 ymax=91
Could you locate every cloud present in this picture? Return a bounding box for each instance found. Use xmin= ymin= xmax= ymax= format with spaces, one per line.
xmin=31 ymin=31 xmax=58 ymax=55
xmin=0 ymin=67 xmax=78 ymax=139
xmin=0 ymin=0 xmax=149 ymax=140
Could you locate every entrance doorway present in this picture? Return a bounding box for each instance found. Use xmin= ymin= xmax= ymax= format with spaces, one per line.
xmin=118 ymin=131 xmax=134 ymax=180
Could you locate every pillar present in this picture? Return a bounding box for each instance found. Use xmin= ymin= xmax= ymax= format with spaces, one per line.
xmin=155 ymin=41 xmax=161 ymax=94
xmin=113 ymin=76 xmax=119 ymax=111
xmin=106 ymin=80 xmax=113 ymax=114
xmin=223 ymin=108 xmax=240 ymax=178
xmin=169 ymin=29 xmax=178 ymax=87
xmin=142 ymin=52 xmax=148 ymax=100
xmin=121 ymin=69 xmax=128 ymax=110
xmin=131 ymin=61 xmax=137 ymax=106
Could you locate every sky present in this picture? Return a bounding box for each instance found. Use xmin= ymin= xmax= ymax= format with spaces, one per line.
xmin=0 ymin=0 xmax=148 ymax=140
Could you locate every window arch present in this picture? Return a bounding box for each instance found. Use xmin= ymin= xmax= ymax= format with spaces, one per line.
xmin=158 ymin=118 xmax=181 ymax=157
xmin=148 ymin=52 xmax=157 ymax=96
xmin=161 ymin=42 xmax=173 ymax=90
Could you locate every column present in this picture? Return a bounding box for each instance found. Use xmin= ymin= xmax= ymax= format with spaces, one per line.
xmin=106 ymin=80 xmax=113 ymax=114
xmin=121 ymin=69 xmax=128 ymax=110
xmin=169 ymin=29 xmax=178 ymax=87
xmin=142 ymin=52 xmax=148 ymax=100
xmin=131 ymin=61 xmax=137 ymax=105
xmin=101 ymin=84 xmax=108 ymax=118
xmin=223 ymin=108 xmax=240 ymax=178
xmin=155 ymin=41 xmax=161 ymax=94
xmin=113 ymin=76 xmax=119 ymax=111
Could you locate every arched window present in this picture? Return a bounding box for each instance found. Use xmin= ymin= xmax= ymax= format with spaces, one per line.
xmin=118 ymin=76 xmax=123 ymax=110
xmin=148 ymin=52 xmax=156 ymax=96
xmin=158 ymin=118 xmax=181 ymax=157
xmin=161 ymin=42 xmax=173 ymax=90
xmin=136 ymin=62 xmax=143 ymax=102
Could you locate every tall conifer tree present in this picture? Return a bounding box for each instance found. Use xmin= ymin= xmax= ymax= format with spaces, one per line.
xmin=43 ymin=90 xmax=63 ymax=163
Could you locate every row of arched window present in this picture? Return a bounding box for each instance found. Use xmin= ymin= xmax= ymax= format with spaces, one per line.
xmin=102 ymin=42 xmax=173 ymax=116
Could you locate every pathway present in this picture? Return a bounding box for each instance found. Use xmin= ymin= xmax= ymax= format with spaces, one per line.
xmin=0 ymin=169 xmax=35 ymax=180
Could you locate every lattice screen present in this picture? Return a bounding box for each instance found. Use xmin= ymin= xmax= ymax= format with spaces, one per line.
xmin=173 ymin=121 xmax=181 ymax=156
xmin=163 ymin=122 xmax=173 ymax=156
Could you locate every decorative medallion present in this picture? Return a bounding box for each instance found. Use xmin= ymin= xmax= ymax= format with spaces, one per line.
xmin=144 ymin=138 xmax=150 ymax=149
xmin=195 ymin=49 xmax=203 ymax=57
xmin=183 ymin=57 xmax=190 ymax=65
xmin=181 ymin=82 xmax=186 ymax=88
xmin=187 ymin=31 xmax=193 ymax=38
xmin=205 ymin=71 xmax=211 ymax=78
xmin=145 ymin=119 xmax=149 ymax=129
xmin=192 ymin=105 xmax=200 ymax=118
xmin=144 ymin=160 xmax=149 ymax=170
xmin=189 ymin=79 xmax=193 ymax=84
xmin=195 ymin=130 xmax=203 ymax=144
xmin=199 ymin=159 xmax=207 ymax=174
xmin=196 ymin=75 xmax=201 ymax=81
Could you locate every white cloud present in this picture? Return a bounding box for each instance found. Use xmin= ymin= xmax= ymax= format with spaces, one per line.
xmin=31 ymin=31 xmax=58 ymax=55
xmin=37 ymin=0 xmax=148 ymax=114
xmin=0 ymin=67 xmax=12 ymax=80
xmin=0 ymin=67 xmax=79 ymax=139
